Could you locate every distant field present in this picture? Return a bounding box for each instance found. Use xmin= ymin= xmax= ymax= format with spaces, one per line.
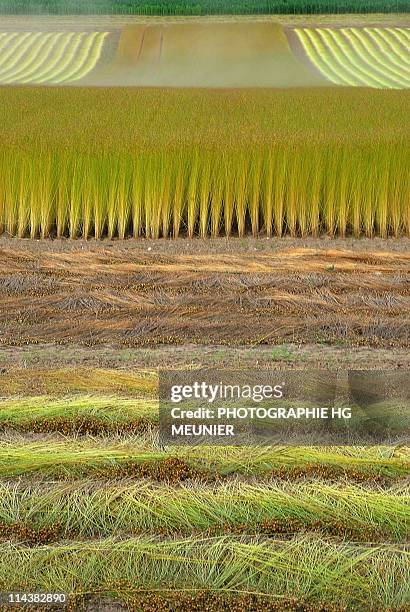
xmin=294 ymin=26 xmax=410 ymax=88
xmin=0 ymin=22 xmax=327 ymax=87
xmin=0 ymin=23 xmax=408 ymax=87
xmin=107 ymin=22 xmax=326 ymax=87
xmin=0 ymin=31 xmax=111 ymax=84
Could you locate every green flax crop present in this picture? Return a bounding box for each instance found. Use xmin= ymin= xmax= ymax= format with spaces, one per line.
xmin=0 ymin=536 xmax=408 ymax=609
xmin=0 ymin=87 xmax=408 ymax=239
xmin=0 ymin=439 xmax=407 ymax=478
xmin=0 ymin=480 xmax=407 ymax=541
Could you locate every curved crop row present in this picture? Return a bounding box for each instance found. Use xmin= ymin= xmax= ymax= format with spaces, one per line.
xmin=295 ymin=27 xmax=410 ymax=89
xmin=0 ymin=31 xmax=109 ymax=84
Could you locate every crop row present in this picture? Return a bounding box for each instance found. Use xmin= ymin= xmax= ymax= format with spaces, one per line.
xmin=0 ymin=480 xmax=407 ymax=541
xmin=1 ymin=396 xmax=407 ymax=443
xmin=0 ymin=368 xmax=157 ymax=397
xmin=0 ymin=395 xmax=158 ymax=427
xmin=0 ymin=535 xmax=408 ymax=609
xmin=0 ymin=31 xmax=108 ymax=84
xmin=0 ymin=143 xmax=408 ymax=239
xmin=0 ymin=439 xmax=407 ymax=479
xmin=295 ymin=27 xmax=410 ymax=89
xmin=1 ymin=87 xmax=408 ymax=239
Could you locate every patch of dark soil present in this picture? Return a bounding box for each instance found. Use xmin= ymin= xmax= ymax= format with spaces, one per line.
xmin=0 ymin=521 xmax=61 ymax=545
xmin=270 ymin=463 xmax=395 ymax=484
xmin=75 ymin=591 xmax=347 ymax=612
xmin=0 ymin=417 xmax=154 ymax=436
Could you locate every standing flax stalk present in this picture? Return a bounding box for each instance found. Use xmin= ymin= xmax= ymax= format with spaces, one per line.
xmin=0 ymin=88 xmax=407 ymax=239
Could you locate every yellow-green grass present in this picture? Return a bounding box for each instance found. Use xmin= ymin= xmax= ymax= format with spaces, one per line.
xmin=294 ymin=27 xmax=410 ymax=89
xmin=0 ymin=31 xmax=109 ymax=84
xmin=0 ymin=480 xmax=407 ymax=541
xmin=0 ymin=536 xmax=408 ymax=609
xmin=0 ymin=395 xmax=158 ymax=427
xmin=0 ymin=439 xmax=407 ymax=479
xmin=0 ymin=368 xmax=157 ymax=397
xmin=0 ymin=87 xmax=408 ymax=239
xmin=1 ymin=396 xmax=407 ymax=442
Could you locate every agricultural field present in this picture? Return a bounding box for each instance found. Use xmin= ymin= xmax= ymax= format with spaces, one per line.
xmin=0 ymin=238 xmax=409 ymax=348
xmin=294 ymin=26 xmax=410 ymax=88
xmin=0 ymin=6 xmax=408 ymax=612
xmin=0 ymin=23 xmax=324 ymax=87
xmin=0 ymin=237 xmax=409 ymax=609
xmin=0 ymin=20 xmax=408 ymax=87
xmin=0 ymin=31 xmax=112 ymax=84
xmin=0 ymin=87 xmax=408 ymax=239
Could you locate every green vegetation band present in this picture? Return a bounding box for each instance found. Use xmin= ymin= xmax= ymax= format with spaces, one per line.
xmin=0 ymin=143 xmax=407 ymax=238
xmin=0 ymin=536 xmax=408 ymax=608
xmin=1 ymin=87 xmax=408 ymax=239
xmin=0 ymin=0 xmax=408 ymax=15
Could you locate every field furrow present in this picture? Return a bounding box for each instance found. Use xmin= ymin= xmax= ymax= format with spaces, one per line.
xmin=348 ymin=28 xmax=410 ymax=84
xmin=320 ymin=28 xmax=386 ymax=87
xmin=24 ymin=32 xmax=76 ymax=84
xmin=0 ymin=31 xmax=109 ymax=84
xmin=53 ymin=32 xmax=106 ymax=83
xmin=388 ymin=26 xmax=410 ymax=54
xmin=365 ymin=27 xmax=410 ymax=68
xmin=2 ymin=33 xmax=64 ymax=84
xmin=295 ymin=26 xmax=410 ymax=89
xmin=341 ymin=28 xmax=409 ymax=87
xmin=296 ymin=28 xmax=353 ymax=84
xmin=0 ymin=33 xmax=54 ymax=81
xmin=0 ymin=31 xmax=38 ymax=73
xmin=30 ymin=33 xmax=87 ymax=83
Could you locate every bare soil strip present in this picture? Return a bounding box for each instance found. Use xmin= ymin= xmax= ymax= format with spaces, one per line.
xmin=83 ymin=21 xmax=326 ymax=87
xmin=0 ymin=344 xmax=409 ymax=372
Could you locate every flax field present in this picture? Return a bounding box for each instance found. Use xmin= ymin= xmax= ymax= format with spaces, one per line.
xmin=0 ymin=86 xmax=408 ymax=239
xmin=0 ymin=7 xmax=409 ymax=611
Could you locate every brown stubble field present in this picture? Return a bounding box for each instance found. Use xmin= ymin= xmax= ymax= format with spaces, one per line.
xmin=0 ymin=237 xmax=408 ymax=358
